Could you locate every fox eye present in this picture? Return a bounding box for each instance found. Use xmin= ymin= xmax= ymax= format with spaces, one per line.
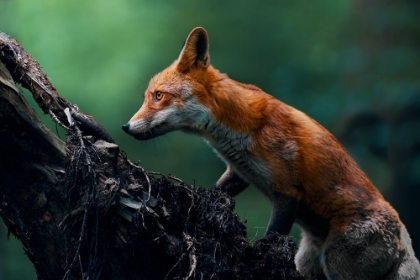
xmin=154 ymin=91 xmax=164 ymax=101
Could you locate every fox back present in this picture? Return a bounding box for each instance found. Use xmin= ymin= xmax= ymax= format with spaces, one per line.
xmin=123 ymin=27 xmax=420 ymax=279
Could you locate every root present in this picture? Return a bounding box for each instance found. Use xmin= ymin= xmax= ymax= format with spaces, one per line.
xmin=128 ymin=159 xmax=152 ymax=203
xmin=183 ymin=233 xmax=197 ymax=280
xmin=62 ymin=107 xmax=101 ymax=280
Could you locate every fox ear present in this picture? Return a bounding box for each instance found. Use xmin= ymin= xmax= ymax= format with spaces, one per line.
xmin=177 ymin=27 xmax=210 ymax=72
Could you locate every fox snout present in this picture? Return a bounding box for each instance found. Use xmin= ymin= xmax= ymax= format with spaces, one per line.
xmin=121 ymin=120 xmax=164 ymax=141
xmin=122 ymin=123 xmax=130 ymax=133
xmin=122 ymin=105 xmax=185 ymax=141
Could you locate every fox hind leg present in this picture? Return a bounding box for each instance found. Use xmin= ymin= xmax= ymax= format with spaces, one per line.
xmin=322 ymin=226 xmax=399 ymax=280
xmin=295 ymin=232 xmax=327 ymax=279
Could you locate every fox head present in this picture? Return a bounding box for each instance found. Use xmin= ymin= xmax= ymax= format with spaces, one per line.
xmin=122 ymin=27 xmax=216 ymax=140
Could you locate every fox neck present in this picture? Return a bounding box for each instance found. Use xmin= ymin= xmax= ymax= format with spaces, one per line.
xmin=184 ymin=69 xmax=269 ymax=179
xmin=196 ymin=67 xmax=269 ymax=137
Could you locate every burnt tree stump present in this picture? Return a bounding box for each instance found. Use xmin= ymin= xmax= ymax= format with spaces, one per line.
xmin=0 ymin=32 xmax=304 ymax=280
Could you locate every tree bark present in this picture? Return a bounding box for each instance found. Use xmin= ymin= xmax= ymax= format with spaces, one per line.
xmin=0 ymin=33 xmax=304 ymax=280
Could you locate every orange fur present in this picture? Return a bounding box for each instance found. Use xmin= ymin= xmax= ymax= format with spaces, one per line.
xmin=194 ymin=68 xmax=269 ymax=133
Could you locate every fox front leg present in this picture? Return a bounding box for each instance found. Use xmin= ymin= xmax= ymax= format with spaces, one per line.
xmin=266 ymin=194 xmax=298 ymax=235
xmin=215 ymin=167 xmax=249 ymax=197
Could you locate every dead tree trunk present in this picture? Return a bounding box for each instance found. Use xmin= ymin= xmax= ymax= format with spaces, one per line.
xmin=0 ymin=32 xmax=304 ymax=280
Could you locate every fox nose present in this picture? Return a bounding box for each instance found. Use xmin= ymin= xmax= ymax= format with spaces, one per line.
xmin=122 ymin=123 xmax=130 ymax=133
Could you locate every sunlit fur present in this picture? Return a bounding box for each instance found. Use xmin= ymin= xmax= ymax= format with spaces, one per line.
xmin=124 ymin=27 xmax=420 ymax=279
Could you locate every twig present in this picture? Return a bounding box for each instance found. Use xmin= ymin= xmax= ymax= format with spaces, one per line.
xmin=49 ymin=109 xmax=69 ymax=131
xmin=183 ymin=233 xmax=197 ymax=280
xmin=128 ymin=160 xmax=152 ymax=203
xmin=168 ymin=174 xmax=185 ymax=184
xmin=164 ymin=253 xmax=188 ymax=280
xmin=147 ymin=171 xmax=165 ymax=176
xmin=64 ymin=108 xmax=74 ymax=128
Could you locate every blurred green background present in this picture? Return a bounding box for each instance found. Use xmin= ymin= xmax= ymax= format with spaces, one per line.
xmin=1 ymin=0 xmax=420 ymax=278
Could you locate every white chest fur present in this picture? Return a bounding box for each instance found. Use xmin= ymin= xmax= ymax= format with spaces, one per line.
xmin=204 ymin=123 xmax=273 ymax=193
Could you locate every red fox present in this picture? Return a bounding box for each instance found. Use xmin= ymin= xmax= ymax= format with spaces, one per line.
xmin=122 ymin=27 xmax=420 ymax=279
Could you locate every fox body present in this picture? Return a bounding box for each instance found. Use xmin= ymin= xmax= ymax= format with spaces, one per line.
xmin=123 ymin=27 xmax=420 ymax=279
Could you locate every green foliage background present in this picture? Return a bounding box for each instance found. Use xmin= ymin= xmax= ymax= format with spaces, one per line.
xmin=1 ymin=0 xmax=419 ymax=278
